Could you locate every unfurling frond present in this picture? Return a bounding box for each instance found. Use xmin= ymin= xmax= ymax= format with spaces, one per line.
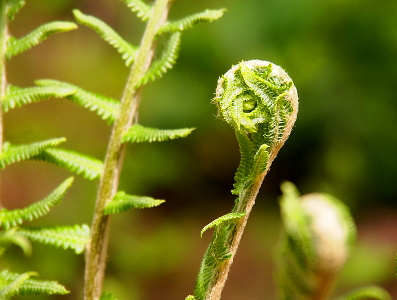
xmin=0 ymin=269 xmax=69 ymax=297
xmin=200 ymin=213 xmax=245 ymax=237
xmin=35 ymin=79 xmax=120 ymax=123
xmin=159 ymin=9 xmax=226 ymax=34
xmin=140 ymin=32 xmax=181 ymax=85
xmin=33 ymin=147 xmax=103 ymax=180
xmin=103 ymin=191 xmax=164 ymax=215
xmin=0 ymin=177 xmax=74 ymax=229
xmin=0 ymin=228 xmax=32 ymax=257
xmin=2 ymin=85 xmax=76 ymax=112
xmin=0 ymin=138 xmax=66 ymax=169
xmin=6 ymin=0 xmax=26 ymax=21
xmin=73 ymin=9 xmax=137 ymax=66
xmin=18 ymin=224 xmax=90 ymax=254
xmin=6 ymin=21 xmax=77 ymax=59
xmin=335 ymin=286 xmax=392 ymax=300
xmin=122 ymin=0 xmax=152 ymax=21
xmin=122 ymin=124 xmax=194 ymax=143
xmin=100 ymin=291 xmax=119 ymax=300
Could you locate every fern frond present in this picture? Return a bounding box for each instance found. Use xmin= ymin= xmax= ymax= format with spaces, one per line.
xmin=0 ymin=270 xmax=37 ymax=299
xmin=140 ymin=32 xmax=181 ymax=85
xmin=33 ymin=147 xmax=103 ymax=180
xmin=201 ymin=212 xmax=245 ymax=237
xmin=2 ymin=85 xmax=76 ymax=112
xmin=35 ymin=79 xmax=120 ymax=124
xmin=0 ymin=228 xmax=32 ymax=257
xmin=103 ymin=191 xmax=164 ymax=215
xmin=0 ymin=177 xmax=74 ymax=229
xmin=73 ymin=9 xmax=137 ymax=66
xmin=122 ymin=0 xmax=152 ymax=21
xmin=18 ymin=224 xmax=90 ymax=254
xmin=100 ymin=291 xmax=118 ymax=300
xmin=185 ymin=296 xmax=196 ymax=300
xmin=335 ymin=286 xmax=392 ymax=300
xmin=159 ymin=9 xmax=226 ymax=34
xmin=6 ymin=0 xmax=25 ymax=21
xmin=6 ymin=21 xmax=77 ymax=59
xmin=122 ymin=124 xmax=194 ymax=143
xmin=252 ymin=144 xmax=269 ymax=177
xmin=0 ymin=138 xmax=66 ymax=169
xmin=0 ymin=270 xmax=68 ymax=297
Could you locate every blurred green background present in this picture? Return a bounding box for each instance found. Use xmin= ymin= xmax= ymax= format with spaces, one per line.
xmin=2 ymin=0 xmax=397 ymax=299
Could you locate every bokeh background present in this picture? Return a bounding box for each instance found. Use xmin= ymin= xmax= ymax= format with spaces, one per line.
xmin=2 ymin=0 xmax=397 ymax=299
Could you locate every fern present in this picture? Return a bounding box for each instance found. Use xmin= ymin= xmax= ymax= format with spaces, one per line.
xmin=33 ymin=147 xmax=103 ymax=180
xmin=0 ymin=138 xmax=66 ymax=169
xmin=122 ymin=124 xmax=194 ymax=143
xmin=0 ymin=228 xmax=32 ymax=257
xmin=140 ymin=31 xmax=181 ymax=85
xmin=5 ymin=0 xmax=25 ymax=21
xmin=100 ymin=291 xmax=118 ymax=300
xmin=200 ymin=212 xmax=245 ymax=237
xmin=103 ymin=191 xmax=164 ymax=215
xmin=159 ymin=9 xmax=226 ymax=34
xmin=2 ymin=85 xmax=76 ymax=112
xmin=35 ymin=79 xmax=120 ymax=123
xmin=6 ymin=21 xmax=77 ymax=59
xmin=122 ymin=0 xmax=152 ymax=21
xmin=0 ymin=177 xmax=74 ymax=229
xmin=18 ymin=224 xmax=90 ymax=254
xmin=73 ymin=9 xmax=137 ymax=66
xmin=335 ymin=286 xmax=392 ymax=300
xmin=0 ymin=270 xmax=68 ymax=297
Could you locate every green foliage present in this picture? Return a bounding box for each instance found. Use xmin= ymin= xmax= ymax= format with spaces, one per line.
xmin=335 ymin=286 xmax=392 ymax=300
xmin=100 ymin=291 xmax=118 ymax=300
xmin=0 ymin=228 xmax=31 ymax=257
xmin=200 ymin=212 xmax=245 ymax=237
xmin=122 ymin=0 xmax=152 ymax=21
xmin=0 ymin=177 xmax=74 ymax=229
xmin=0 ymin=270 xmax=69 ymax=298
xmin=5 ymin=0 xmax=25 ymax=21
xmin=103 ymin=191 xmax=165 ymax=215
xmin=0 ymin=138 xmax=66 ymax=169
xmin=35 ymin=79 xmax=120 ymax=124
xmin=6 ymin=21 xmax=77 ymax=59
xmin=2 ymin=85 xmax=76 ymax=112
xmin=122 ymin=124 xmax=195 ymax=143
xmin=73 ymin=9 xmax=137 ymax=66
xmin=18 ymin=224 xmax=90 ymax=254
xmin=33 ymin=147 xmax=104 ymax=180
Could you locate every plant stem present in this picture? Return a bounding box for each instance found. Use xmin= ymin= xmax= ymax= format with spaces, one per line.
xmin=83 ymin=1 xmax=171 ymax=299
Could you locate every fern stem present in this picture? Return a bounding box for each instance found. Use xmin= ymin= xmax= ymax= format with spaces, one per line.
xmin=83 ymin=1 xmax=172 ymax=299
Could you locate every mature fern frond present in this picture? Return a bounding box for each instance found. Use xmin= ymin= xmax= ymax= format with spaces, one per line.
xmin=73 ymin=9 xmax=137 ymax=66
xmin=0 ymin=138 xmax=66 ymax=169
xmin=232 ymin=131 xmax=254 ymax=195
xmin=33 ymin=147 xmax=103 ymax=180
xmin=103 ymin=191 xmax=164 ymax=215
xmin=0 ymin=228 xmax=32 ymax=257
xmin=140 ymin=32 xmax=181 ymax=85
xmin=18 ymin=224 xmax=90 ymax=254
xmin=335 ymin=286 xmax=392 ymax=300
xmin=6 ymin=0 xmax=25 ymax=21
xmin=2 ymin=85 xmax=76 ymax=112
xmin=122 ymin=124 xmax=194 ymax=143
xmin=6 ymin=21 xmax=77 ymax=59
xmin=201 ymin=212 xmax=245 ymax=237
xmin=0 ymin=270 xmax=68 ymax=297
xmin=100 ymin=291 xmax=118 ymax=300
xmin=0 ymin=177 xmax=74 ymax=229
xmin=35 ymin=79 xmax=120 ymax=123
xmin=159 ymin=9 xmax=226 ymax=34
xmin=122 ymin=0 xmax=152 ymax=21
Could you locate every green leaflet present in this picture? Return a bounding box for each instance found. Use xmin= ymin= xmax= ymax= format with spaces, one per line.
xmin=6 ymin=21 xmax=77 ymax=59
xmin=335 ymin=286 xmax=392 ymax=300
xmin=35 ymin=79 xmax=120 ymax=124
xmin=0 ymin=138 xmax=66 ymax=169
xmin=200 ymin=212 xmax=245 ymax=237
xmin=122 ymin=124 xmax=195 ymax=143
xmin=100 ymin=291 xmax=119 ymax=300
xmin=122 ymin=0 xmax=152 ymax=22
xmin=2 ymin=85 xmax=76 ymax=112
xmin=140 ymin=31 xmax=181 ymax=85
xmin=33 ymin=147 xmax=103 ymax=180
xmin=0 ymin=177 xmax=74 ymax=229
xmin=0 ymin=270 xmax=68 ymax=298
xmin=0 ymin=228 xmax=31 ymax=257
xmin=159 ymin=9 xmax=226 ymax=34
xmin=103 ymin=191 xmax=165 ymax=215
xmin=18 ymin=224 xmax=90 ymax=254
xmin=6 ymin=0 xmax=25 ymax=21
xmin=73 ymin=9 xmax=137 ymax=66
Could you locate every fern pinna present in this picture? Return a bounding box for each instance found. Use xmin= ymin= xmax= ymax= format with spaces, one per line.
xmin=186 ymin=61 xmax=299 ymax=300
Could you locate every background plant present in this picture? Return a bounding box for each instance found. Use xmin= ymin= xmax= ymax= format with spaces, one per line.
xmin=2 ymin=0 xmax=397 ymax=299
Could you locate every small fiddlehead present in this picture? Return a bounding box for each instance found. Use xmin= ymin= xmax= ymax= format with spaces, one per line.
xmin=192 ymin=60 xmax=298 ymax=300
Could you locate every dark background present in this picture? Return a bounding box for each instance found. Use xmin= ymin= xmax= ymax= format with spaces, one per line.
xmin=2 ymin=0 xmax=397 ymax=299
